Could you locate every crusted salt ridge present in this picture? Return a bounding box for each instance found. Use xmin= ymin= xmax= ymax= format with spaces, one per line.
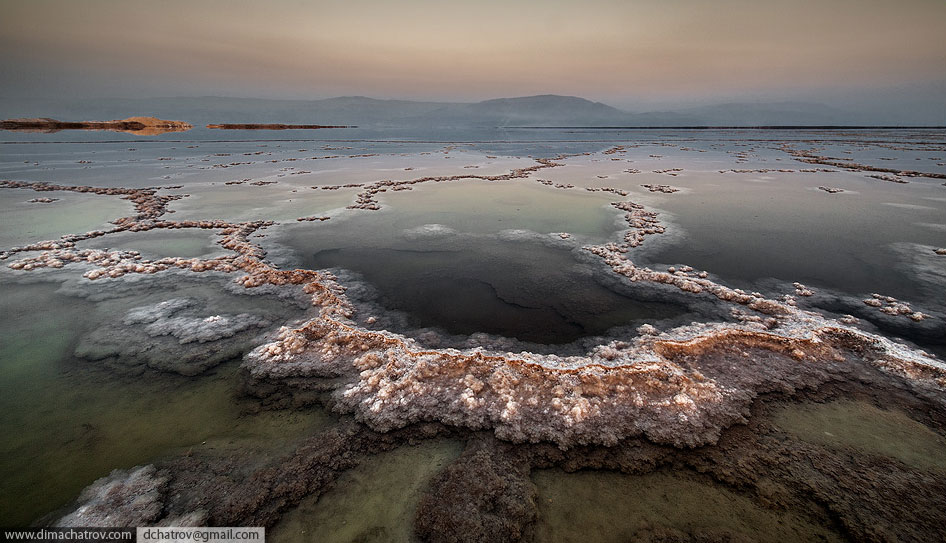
xmin=124 ymin=298 xmax=270 ymax=344
xmin=3 ymin=163 xmax=942 ymax=450
xmin=0 ymin=155 xmax=608 ymax=278
xmin=784 ymin=147 xmax=946 ymax=179
xmin=640 ymin=184 xmax=680 ymax=193
xmin=54 ymin=465 xmax=205 ymax=528
xmin=242 ymin=260 xmax=943 ymax=449
xmin=239 ymin=191 xmax=944 ymax=446
xmin=75 ymin=295 xmax=279 ymax=376
xmin=55 ymin=466 xmax=169 ymax=527
xmin=341 ymin=156 xmax=569 ymax=210
xmin=239 ymin=191 xmax=943 ymax=449
xmin=4 ymin=220 xmax=269 ymax=278
xmin=0 ymin=179 xmax=189 ymax=261
xmin=862 ymin=293 xmax=930 ymax=322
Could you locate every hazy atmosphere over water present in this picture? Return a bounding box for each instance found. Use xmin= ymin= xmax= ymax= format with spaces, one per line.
xmin=1 ymin=0 xmax=944 ymax=121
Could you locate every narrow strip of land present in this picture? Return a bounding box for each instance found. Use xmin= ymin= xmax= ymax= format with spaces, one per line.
xmin=206 ymin=123 xmax=354 ymax=130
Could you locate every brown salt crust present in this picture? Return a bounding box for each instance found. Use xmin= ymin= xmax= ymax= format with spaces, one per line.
xmin=52 ymin=380 xmax=946 ymax=539
xmin=212 ymin=161 xmax=253 ymax=169
xmin=52 ymin=340 xmax=946 ymax=538
xmin=608 ymin=201 xmax=665 ymax=248
xmin=418 ymin=367 xmax=946 ymax=543
xmin=0 ymin=180 xmax=183 ymax=221
xmin=2 ymin=155 xmax=574 ymax=275
xmin=228 ymin=187 xmax=943 ymax=449
xmin=0 ymin=181 xmax=297 ymax=282
xmin=0 ymin=180 xmax=190 ymax=260
xmin=53 ymin=465 xmax=203 ymax=527
xmin=48 ymin=420 xmax=456 ymax=528
xmin=867 ymin=173 xmax=909 ymax=184
xmin=4 ymin=161 xmax=942 ymax=453
xmin=584 ymin=187 xmax=628 ymax=196
xmin=640 ymin=184 xmax=680 ymax=194
xmin=818 ymin=186 xmax=844 ymax=193
xmin=414 ymin=434 xmax=536 ymax=542
xmin=28 ymin=197 xmax=59 ymax=203
xmin=317 ymin=183 xmax=366 ymax=190
xmin=296 ymin=216 xmax=331 ymax=222
xmin=936 ymin=248 xmax=946 ymax=256
xmin=793 ymin=282 xmax=814 ymax=297
xmin=785 ymin=147 xmax=946 ymax=179
xmin=669 ymin=385 xmax=946 ymax=542
xmin=862 ymin=293 xmax=929 ymax=322
xmin=242 ymin=278 xmax=943 ymax=450
xmin=343 ymin=156 xmax=569 ymax=211
xmin=5 ymin=220 xmax=273 ymax=278
xmin=719 ymin=168 xmax=825 ymax=174
xmin=652 ymin=169 xmax=683 ymax=176
xmin=536 ymin=179 xmax=578 ymax=191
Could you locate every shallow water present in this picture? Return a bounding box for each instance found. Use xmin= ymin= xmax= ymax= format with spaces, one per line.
xmin=0 ymin=190 xmax=133 ymax=248
xmin=79 ymin=228 xmax=225 ymax=259
xmin=269 ymin=440 xmax=463 ymax=543
xmin=303 ymin=243 xmax=684 ymax=345
xmin=773 ymin=400 xmax=946 ymax=472
xmin=377 ymin=179 xmax=620 ymax=239
xmin=532 ymin=468 xmax=842 ymax=542
xmin=0 ymin=279 xmax=330 ymax=526
xmin=647 ymin=172 xmax=945 ymax=300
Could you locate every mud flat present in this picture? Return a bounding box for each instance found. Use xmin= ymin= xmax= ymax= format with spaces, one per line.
xmin=0 ymin=116 xmax=192 ymax=135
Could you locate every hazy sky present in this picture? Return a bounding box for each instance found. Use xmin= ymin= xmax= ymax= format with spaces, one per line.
xmin=1 ymin=0 xmax=944 ymax=111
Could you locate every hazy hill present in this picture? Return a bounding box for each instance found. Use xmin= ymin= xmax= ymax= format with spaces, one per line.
xmin=1 ymin=94 xmax=932 ymax=127
xmin=411 ymin=95 xmax=633 ymax=127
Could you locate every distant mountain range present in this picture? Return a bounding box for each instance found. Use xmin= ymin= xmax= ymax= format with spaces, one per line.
xmin=0 ymin=94 xmax=940 ymax=127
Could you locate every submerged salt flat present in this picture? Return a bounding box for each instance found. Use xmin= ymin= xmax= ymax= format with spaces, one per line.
xmin=0 ymin=279 xmax=331 ymax=525
xmin=532 ymin=468 xmax=843 ymax=542
xmin=1 ymin=128 xmax=944 ymax=536
xmin=0 ymin=190 xmax=134 ymax=248
xmin=269 ymin=440 xmax=463 ymax=543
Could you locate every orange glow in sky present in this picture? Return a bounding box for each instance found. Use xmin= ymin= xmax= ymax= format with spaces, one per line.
xmin=1 ymin=0 xmax=944 ymax=109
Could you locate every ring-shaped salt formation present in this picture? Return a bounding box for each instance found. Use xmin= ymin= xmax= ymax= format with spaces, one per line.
xmin=2 ymin=159 xmax=944 ymax=450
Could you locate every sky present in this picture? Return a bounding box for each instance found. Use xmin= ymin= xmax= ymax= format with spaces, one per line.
xmin=0 ymin=0 xmax=944 ymax=114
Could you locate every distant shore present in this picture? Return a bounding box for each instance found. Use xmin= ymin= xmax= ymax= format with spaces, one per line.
xmin=206 ymin=123 xmax=355 ymax=130
xmin=0 ymin=116 xmax=192 ymax=135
